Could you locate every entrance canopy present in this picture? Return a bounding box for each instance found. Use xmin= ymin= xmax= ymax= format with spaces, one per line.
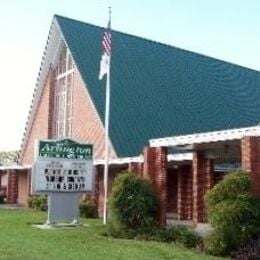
xmin=150 ymin=126 xmax=260 ymax=164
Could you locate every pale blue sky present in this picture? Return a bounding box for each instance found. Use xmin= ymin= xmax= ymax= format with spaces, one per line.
xmin=0 ymin=0 xmax=259 ymax=151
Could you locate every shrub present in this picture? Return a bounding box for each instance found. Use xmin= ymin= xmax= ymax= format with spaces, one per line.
xmin=79 ymin=199 xmax=97 ymax=218
xmin=135 ymin=225 xmax=201 ymax=248
xmin=106 ymin=219 xmax=140 ymax=239
xmin=107 ymin=171 xmax=202 ymax=250
xmin=173 ymin=226 xmax=202 ymax=248
xmin=109 ymin=171 xmax=158 ymax=231
xmin=28 ymin=196 xmax=47 ymax=211
xmin=153 ymin=226 xmax=178 ymax=243
xmin=204 ymin=230 xmax=231 ymax=256
xmin=0 ymin=188 xmax=6 ymax=204
xmin=205 ymin=170 xmax=251 ymax=213
xmin=230 ymin=238 xmax=260 ymax=259
xmin=204 ymin=170 xmax=260 ymax=256
xmin=0 ymin=196 xmax=4 ymax=204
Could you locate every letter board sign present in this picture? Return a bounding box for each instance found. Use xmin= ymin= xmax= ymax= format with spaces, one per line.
xmin=32 ymin=139 xmax=94 ymax=194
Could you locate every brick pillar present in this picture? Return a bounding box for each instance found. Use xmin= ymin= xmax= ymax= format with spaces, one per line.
xmin=192 ymin=152 xmax=214 ymax=224
xmin=241 ymin=136 xmax=260 ymax=196
xmin=177 ymin=165 xmax=193 ymax=220
xmin=128 ymin=162 xmax=143 ymax=176
xmin=205 ymin=159 xmax=214 ymax=191
xmin=204 ymin=159 xmax=214 ymax=221
xmin=7 ymin=169 xmax=18 ymax=204
xmin=143 ymin=147 xmax=156 ymax=180
xmin=0 ymin=170 xmax=2 ymax=188
xmin=27 ymin=168 xmax=32 ymax=196
xmin=143 ymin=147 xmax=168 ymax=224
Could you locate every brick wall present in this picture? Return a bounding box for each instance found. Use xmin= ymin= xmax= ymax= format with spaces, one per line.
xmin=17 ymin=170 xmax=30 ymax=205
xmin=128 ymin=162 xmax=143 ymax=176
xmin=96 ymin=165 xmax=128 ymax=217
xmin=7 ymin=170 xmax=18 ymax=204
xmin=143 ymin=147 xmax=167 ymax=224
xmin=241 ymin=136 xmax=260 ymax=196
xmin=71 ymin=70 xmax=116 ymax=160
xmin=177 ymin=165 xmax=193 ymax=220
xmin=21 ymin=69 xmax=55 ymax=165
xmin=192 ymin=152 xmax=214 ymax=223
xmin=21 ymin=66 xmax=117 ymax=165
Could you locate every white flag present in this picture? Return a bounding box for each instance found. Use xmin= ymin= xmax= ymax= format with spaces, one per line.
xmin=99 ymin=53 xmax=109 ymax=80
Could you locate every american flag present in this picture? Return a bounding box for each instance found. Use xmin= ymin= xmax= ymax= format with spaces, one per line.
xmin=102 ymin=20 xmax=111 ymax=55
xmin=99 ymin=21 xmax=111 ymax=80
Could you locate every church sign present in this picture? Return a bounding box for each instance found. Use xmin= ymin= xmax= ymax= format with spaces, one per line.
xmin=32 ymin=139 xmax=94 ymax=194
xmin=38 ymin=140 xmax=92 ymax=159
xmin=31 ymin=139 xmax=94 ymax=225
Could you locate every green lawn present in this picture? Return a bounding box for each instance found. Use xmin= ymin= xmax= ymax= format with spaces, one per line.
xmin=0 ymin=209 xmax=223 ymax=260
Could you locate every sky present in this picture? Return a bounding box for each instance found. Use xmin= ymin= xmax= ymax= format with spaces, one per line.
xmin=0 ymin=0 xmax=259 ymax=151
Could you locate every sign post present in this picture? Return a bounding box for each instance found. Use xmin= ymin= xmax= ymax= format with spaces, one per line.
xmin=32 ymin=139 xmax=94 ymax=226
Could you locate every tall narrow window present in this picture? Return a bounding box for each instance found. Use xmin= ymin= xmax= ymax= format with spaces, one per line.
xmin=54 ymin=45 xmax=74 ymax=138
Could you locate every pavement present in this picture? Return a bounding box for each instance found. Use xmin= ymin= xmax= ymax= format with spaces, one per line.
xmin=0 ymin=204 xmax=26 ymax=210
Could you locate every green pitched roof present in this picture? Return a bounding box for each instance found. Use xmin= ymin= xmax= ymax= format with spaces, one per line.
xmin=55 ymin=15 xmax=260 ymax=157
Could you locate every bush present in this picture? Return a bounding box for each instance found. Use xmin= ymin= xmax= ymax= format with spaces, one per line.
xmin=173 ymin=226 xmax=202 ymax=248
xmin=204 ymin=170 xmax=260 ymax=256
xmin=109 ymin=171 xmax=158 ymax=231
xmin=0 ymin=196 xmax=4 ymax=204
xmin=106 ymin=219 xmax=140 ymax=239
xmin=204 ymin=230 xmax=231 ymax=256
xmin=230 ymin=238 xmax=260 ymax=259
xmin=79 ymin=199 xmax=97 ymax=218
xmin=0 ymin=188 xmax=6 ymax=204
xmin=154 ymin=225 xmax=201 ymax=248
xmin=205 ymin=170 xmax=251 ymax=214
xmin=28 ymin=196 xmax=47 ymax=211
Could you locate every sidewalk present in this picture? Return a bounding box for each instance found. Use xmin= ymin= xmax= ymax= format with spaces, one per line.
xmin=0 ymin=204 xmax=26 ymax=210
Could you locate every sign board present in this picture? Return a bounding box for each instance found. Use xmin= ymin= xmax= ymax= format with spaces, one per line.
xmin=38 ymin=140 xmax=92 ymax=159
xmin=32 ymin=158 xmax=93 ymax=193
xmin=31 ymin=139 xmax=94 ymax=225
xmin=32 ymin=139 xmax=94 ymax=194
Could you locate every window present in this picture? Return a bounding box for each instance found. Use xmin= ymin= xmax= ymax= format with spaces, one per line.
xmin=54 ymin=45 xmax=74 ymax=138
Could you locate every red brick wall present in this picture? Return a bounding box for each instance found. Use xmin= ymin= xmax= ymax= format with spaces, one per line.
xmin=143 ymin=147 xmax=156 ymax=180
xmin=241 ymin=136 xmax=260 ymax=196
xmin=71 ymin=70 xmax=116 ymax=160
xmin=21 ymin=69 xmax=55 ymax=165
xmin=192 ymin=152 xmax=214 ymax=223
xmin=17 ymin=170 xmax=30 ymax=205
xmin=7 ymin=170 xmax=18 ymax=204
xmin=177 ymin=165 xmax=193 ymax=220
xmin=21 ymin=67 xmax=117 ymax=165
xmin=128 ymin=162 xmax=143 ymax=175
xmin=143 ymin=147 xmax=168 ymax=224
xmin=96 ymin=165 xmax=128 ymax=217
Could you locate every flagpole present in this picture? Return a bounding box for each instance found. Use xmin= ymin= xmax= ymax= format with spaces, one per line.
xmin=103 ymin=7 xmax=112 ymax=225
xmin=103 ymin=55 xmax=110 ymax=225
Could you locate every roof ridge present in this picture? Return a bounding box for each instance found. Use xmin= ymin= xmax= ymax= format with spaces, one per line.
xmin=54 ymin=14 xmax=260 ymax=73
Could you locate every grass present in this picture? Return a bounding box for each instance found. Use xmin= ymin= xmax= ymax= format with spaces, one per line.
xmin=0 ymin=209 xmax=223 ymax=260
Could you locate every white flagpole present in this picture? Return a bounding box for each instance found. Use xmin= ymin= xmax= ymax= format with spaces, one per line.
xmin=103 ymin=55 xmax=110 ymax=225
xmin=103 ymin=7 xmax=111 ymax=225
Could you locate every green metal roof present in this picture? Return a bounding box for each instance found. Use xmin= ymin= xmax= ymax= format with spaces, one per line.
xmin=55 ymin=15 xmax=260 ymax=157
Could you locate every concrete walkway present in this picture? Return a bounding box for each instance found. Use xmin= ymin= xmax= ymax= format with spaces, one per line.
xmin=0 ymin=204 xmax=26 ymax=210
xmin=167 ymin=219 xmax=213 ymax=238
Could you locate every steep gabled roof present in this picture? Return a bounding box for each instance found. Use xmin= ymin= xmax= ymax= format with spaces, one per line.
xmin=55 ymin=15 xmax=260 ymax=157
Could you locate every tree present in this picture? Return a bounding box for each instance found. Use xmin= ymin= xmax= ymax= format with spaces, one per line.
xmin=0 ymin=150 xmax=20 ymax=164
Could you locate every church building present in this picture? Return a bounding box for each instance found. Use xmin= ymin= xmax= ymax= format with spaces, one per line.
xmin=1 ymin=15 xmax=260 ymax=225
